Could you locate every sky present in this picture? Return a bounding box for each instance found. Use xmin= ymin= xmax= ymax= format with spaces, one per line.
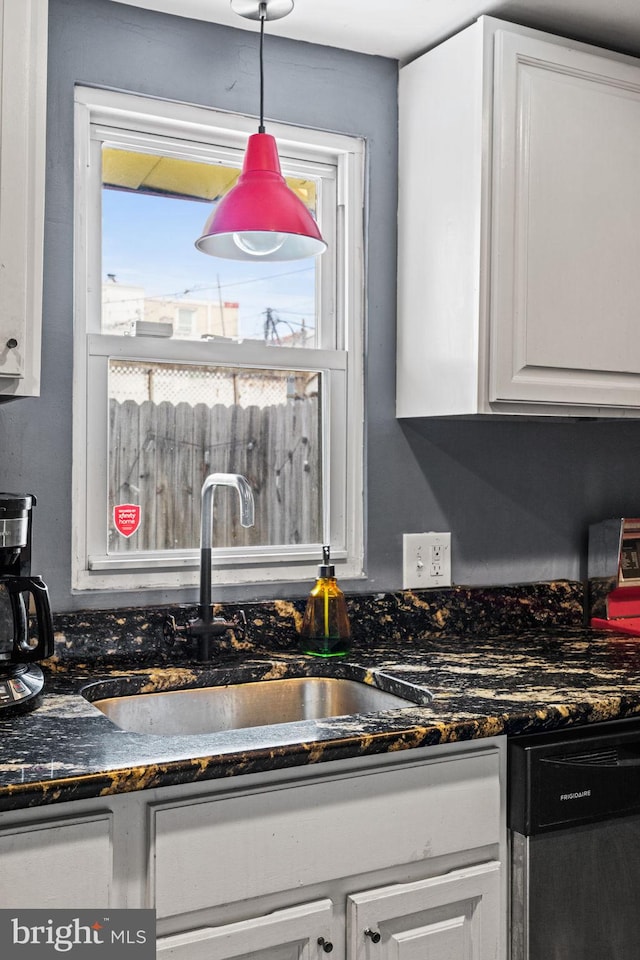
xmin=102 ymin=188 xmax=317 ymax=341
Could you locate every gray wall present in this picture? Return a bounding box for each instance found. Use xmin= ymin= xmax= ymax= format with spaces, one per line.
xmin=0 ymin=0 xmax=637 ymax=612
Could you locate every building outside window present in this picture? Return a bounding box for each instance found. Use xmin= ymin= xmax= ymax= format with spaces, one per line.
xmin=72 ymin=86 xmax=365 ymax=594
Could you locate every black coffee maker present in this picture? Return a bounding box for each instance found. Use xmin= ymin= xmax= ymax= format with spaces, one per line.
xmin=0 ymin=493 xmax=54 ymax=713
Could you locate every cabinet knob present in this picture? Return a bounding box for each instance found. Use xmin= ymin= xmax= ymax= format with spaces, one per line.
xmin=364 ymin=928 xmax=381 ymax=943
xmin=5 ymin=338 xmax=17 ymax=349
xmin=317 ymin=937 xmax=333 ymax=953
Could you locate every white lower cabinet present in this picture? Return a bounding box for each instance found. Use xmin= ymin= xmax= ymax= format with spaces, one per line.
xmin=157 ymin=860 xmax=501 ymax=960
xmin=0 ymin=738 xmax=506 ymax=960
xmin=150 ymin=739 xmax=506 ymax=960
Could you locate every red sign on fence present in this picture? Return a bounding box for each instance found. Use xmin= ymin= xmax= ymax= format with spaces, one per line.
xmin=113 ymin=504 xmax=141 ymax=538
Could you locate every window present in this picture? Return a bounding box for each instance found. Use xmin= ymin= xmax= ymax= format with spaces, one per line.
xmin=73 ymin=87 xmax=364 ymax=592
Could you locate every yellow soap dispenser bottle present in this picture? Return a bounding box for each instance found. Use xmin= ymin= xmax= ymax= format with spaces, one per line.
xmin=300 ymin=545 xmax=351 ymax=657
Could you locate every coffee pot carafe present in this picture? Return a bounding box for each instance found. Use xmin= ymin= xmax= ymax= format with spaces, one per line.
xmin=0 ymin=493 xmax=54 ymax=713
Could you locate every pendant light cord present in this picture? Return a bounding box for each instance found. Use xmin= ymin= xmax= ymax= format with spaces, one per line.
xmin=258 ymin=2 xmax=266 ymax=133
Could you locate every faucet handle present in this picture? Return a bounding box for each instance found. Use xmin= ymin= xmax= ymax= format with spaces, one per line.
xmin=231 ymin=608 xmax=248 ymax=639
xmin=163 ymin=614 xmax=180 ymax=646
xmin=206 ymin=609 xmax=248 ymax=641
xmin=163 ymin=608 xmax=250 ymax=661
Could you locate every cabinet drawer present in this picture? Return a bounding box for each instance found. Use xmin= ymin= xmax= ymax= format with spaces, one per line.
xmin=150 ymin=749 xmax=500 ymax=918
xmin=0 ymin=812 xmax=113 ymax=908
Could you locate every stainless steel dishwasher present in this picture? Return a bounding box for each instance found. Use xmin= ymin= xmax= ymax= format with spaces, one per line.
xmin=509 ymin=717 xmax=640 ymax=960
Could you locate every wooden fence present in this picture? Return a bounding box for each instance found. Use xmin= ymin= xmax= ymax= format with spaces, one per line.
xmin=108 ymin=397 xmax=321 ymax=552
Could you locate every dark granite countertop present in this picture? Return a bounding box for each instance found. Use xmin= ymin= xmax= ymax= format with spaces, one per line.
xmin=3 ymin=620 xmax=640 ymax=812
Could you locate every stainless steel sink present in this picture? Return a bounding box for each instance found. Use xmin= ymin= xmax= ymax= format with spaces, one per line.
xmin=87 ymin=676 xmax=421 ymax=736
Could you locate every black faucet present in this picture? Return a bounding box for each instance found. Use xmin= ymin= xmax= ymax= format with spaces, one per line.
xmin=164 ymin=473 xmax=255 ymax=661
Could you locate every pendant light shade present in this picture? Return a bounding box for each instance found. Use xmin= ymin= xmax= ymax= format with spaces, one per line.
xmin=195 ymin=132 xmax=327 ymax=261
xmin=195 ymin=0 xmax=326 ymax=262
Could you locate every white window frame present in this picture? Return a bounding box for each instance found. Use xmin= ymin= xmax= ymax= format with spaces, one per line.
xmin=72 ymin=86 xmax=365 ymax=593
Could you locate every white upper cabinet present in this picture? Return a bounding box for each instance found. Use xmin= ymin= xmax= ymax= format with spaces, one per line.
xmin=397 ymin=16 xmax=640 ymax=418
xmin=0 ymin=0 xmax=47 ymax=398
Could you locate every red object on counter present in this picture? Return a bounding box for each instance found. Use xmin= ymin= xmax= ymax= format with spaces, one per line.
xmin=591 ymin=586 xmax=640 ymax=636
xmin=591 ymin=616 xmax=640 ymax=636
xmin=605 ymin=586 xmax=640 ymax=618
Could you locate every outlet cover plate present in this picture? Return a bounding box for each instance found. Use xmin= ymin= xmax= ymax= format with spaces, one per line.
xmin=403 ymin=532 xmax=451 ymax=589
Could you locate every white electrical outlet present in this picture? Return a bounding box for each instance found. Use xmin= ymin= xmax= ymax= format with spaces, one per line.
xmin=402 ymin=532 xmax=452 ymax=589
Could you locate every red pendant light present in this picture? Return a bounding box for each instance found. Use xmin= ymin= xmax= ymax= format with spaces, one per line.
xmin=196 ymin=0 xmax=327 ymax=262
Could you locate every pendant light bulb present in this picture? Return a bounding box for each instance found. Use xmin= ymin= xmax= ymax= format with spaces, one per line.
xmin=195 ymin=0 xmax=326 ymax=262
xmin=232 ymin=231 xmax=286 ymax=256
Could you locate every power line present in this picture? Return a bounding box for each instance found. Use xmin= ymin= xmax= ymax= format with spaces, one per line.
xmin=104 ymin=264 xmax=314 ymax=305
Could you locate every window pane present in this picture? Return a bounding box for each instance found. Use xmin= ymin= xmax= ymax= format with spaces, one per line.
xmin=108 ymin=359 xmax=322 ymax=552
xmin=101 ymin=146 xmax=318 ymax=347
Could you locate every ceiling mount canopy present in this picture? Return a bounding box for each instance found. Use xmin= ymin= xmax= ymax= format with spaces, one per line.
xmin=195 ymin=0 xmax=327 ymax=262
xmin=230 ymin=0 xmax=293 ymax=21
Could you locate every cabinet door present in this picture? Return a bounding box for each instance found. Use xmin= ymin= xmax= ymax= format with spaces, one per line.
xmin=348 ymin=861 xmax=501 ymax=960
xmin=491 ymin=29 xmax=640 ymax=409
xmin=0 ymin=812 xmax=114 ymax=908
xmin=0 ymin=0 xmax=47 ymax=397
xmin=156 ymin=899 xmax=335 ymax=960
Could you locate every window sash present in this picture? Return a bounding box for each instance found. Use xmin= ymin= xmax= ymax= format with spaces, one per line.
xmin=85 ymin=333 xmax=347 ymax=561
xmin=92 ymin=128 xmax=339 ymax=350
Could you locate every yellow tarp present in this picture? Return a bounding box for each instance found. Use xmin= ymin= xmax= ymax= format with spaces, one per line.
xmin=102 ymin=146 xmax=316 ymax=208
